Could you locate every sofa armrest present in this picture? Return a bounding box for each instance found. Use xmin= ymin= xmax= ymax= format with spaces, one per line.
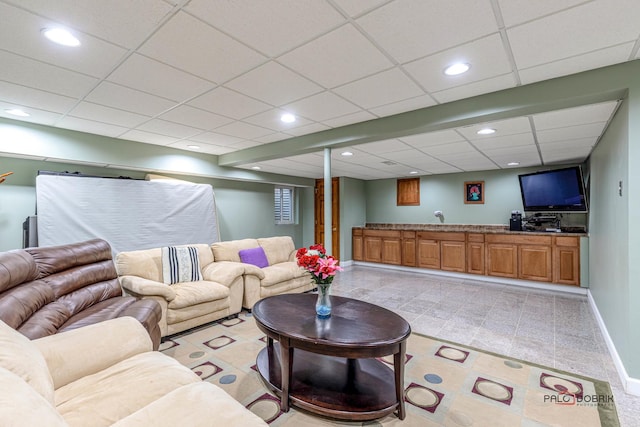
xmin=33 ymin=317 xmax=153 ymax=389
xmin=201 ymin=261 xmax=246 ymax=286
xmin=239 ymin=263 xmax=266 ymax=279
xmin=119 ymin=275 xmax=176 ymax=301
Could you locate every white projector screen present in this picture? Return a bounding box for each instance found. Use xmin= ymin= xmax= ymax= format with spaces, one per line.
xmin=36 ymin=174 xmax=220 ymax=254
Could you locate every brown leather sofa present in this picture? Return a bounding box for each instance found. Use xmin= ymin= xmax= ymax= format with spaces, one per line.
xmin=0 ymin=238 xmax=162 ymax=350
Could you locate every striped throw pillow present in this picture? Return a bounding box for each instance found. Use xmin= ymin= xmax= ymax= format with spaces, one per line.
xmin=161 ymin=246 xmax=203 ymax=285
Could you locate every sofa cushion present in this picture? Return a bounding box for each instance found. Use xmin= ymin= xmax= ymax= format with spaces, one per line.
xmin=261 ymin=262 xmax=310 ymax=287
xmin=0 ymin=320 xmax=55 ymax=404
xmin=111 ymin=382 xmax=267 ymax=427
xmin=211 ymin=239 xmax=259 ymax=263
xmin=0 ymin=367 xmax=67 ymax=427
xmin=161 ymin=246 xmax=203 ymax=285
xmin=258 ymin=236 xmax=295 ymax=265
xmin=55 ymin=352 xmax=201 ymax=427
xmin=238 ymin=247 xmax=269 ymax=268
xmin=167 ymin=281 xmax=229 ymax=310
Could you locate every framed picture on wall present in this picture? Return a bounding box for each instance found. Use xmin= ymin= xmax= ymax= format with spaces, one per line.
xmin=464 ymin=181 xmax=484 ymax=204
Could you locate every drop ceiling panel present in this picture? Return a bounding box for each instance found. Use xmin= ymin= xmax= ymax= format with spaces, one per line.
xmin=354 ymin=139 xmax=409 ymax=154
xmin=0 ymin=81 xmax=77 ymax=113
xmin=422 ymin=141 xmax=476 ymax=156
xmin=56 ymin=116 xmax=129 ymax=137
xmin=536 ymin=123 xmax=606 ymax=143
xmin=0 ymin=50 xmax=99 ymax=98
xmin=136 ymin=119 xmax=203 ymax=139
xmin=368 ymin=94 xmax=437 ymax=118
xmin=459 ymin=117 xmax=532 ymax=140
xmin=532 ymin=101 xmax=618 ymax=130
xmin=399 ymin=130 xmax=466 ymax=148
xmin=279 ymin=24 xmax=394 ymax=89
xmin=333 ymin=68 xmax=424 ymax=109
xmin=10 ymin=0 xmax=175 ymax=48
xmin=539 ymin=137 xmax=598 ymax=150
xmin=85 ymin=81 xmax=175 ymax=117
xmin=187 ymin=132 xmax=244 ymax=146
xmin=68 ymin=102 xmax=150 ymax=128
xmin=508 ymin=0 xmax=640 ymax=69
xmin=431 ymin=74 xmax=517 ymax=104
xmin=170 ymin=141 xmax=230 ymax=155
xmin=139 ymin=11 xmax=266 ymax=83
xmin=119 ymin=129 xmax=179 ymax=146
xmin=471 ymin=133 xmax=536 ymax=150
xmin=158 ymin=105 xmax=234 ymax=131
xmin=188 ymin=87 xmax=271 ymax=120
xmin=107 ymin=54 xmax=214 ymax=103
xmin=322 ymin=110 xmax=377 ymax=128
xmin=185 ymin=0 xmax=345 ymax=57
xmin=356 ymin=0 xmax=498 ymax=63
xmin=0 ymin=2 xmax=127 ymax=78
xmin=404 ymin=34 xmax=512 ymax=93
xmin=331 ymin=0 xmax=388 ymax=18
xmin=497 ymin=0 xmax=589 ymax=27
xmin=284 ymin=123 xmax=331 ymax=137
xmin=0 ymin=103 xmax=61 ymax=125
xmin=213 ymin=121 xmax=274 ymax=140
xmin=243 ymin=109 xmax=313 ymax=132
xmin=518 ymin=43 xmax=634 ymax=85
xmin=284 ymin=91 xmax=362 ymax=122
xmin=225 ymin=61 xmax=323 ymax=106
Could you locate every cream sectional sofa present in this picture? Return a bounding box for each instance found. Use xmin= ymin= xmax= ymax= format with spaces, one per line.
xmin=0 ymin=316 xmax=266 ymax=427
xmin=211 ymin=236 xmax=314 ymax=310
xmin=115 ymin=244 xmax=245 ymax=337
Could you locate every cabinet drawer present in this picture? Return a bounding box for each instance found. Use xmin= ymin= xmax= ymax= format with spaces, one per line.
xmin=353 ymin=228 xmax=363 ymax=236
xmin=467 ymin=233 xmax=484 ymax=242
xmin=486 ymin=234 xmax=551 ymax=245
xmin=402 ymin=231 xmax=416 ymax=239
xmin=554 ymin=236 xmax=579 ymax=247
xmin=417 ymin=231 xmax=465 ymax=241
xmin=363 ymin=230 xmax=401 ymax=238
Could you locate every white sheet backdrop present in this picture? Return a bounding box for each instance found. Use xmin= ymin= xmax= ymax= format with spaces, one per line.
xmin=36 ymin=175 xmax=220 ymax=254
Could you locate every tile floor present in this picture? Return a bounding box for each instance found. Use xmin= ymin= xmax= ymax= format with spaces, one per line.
xmin=330 ymin=264 xmax=640 ymax=427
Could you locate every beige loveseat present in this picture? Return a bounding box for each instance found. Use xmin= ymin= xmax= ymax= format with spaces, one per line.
xmin=115 ymin=244 xmax=245 ymax=337
xmin=0 ymin=316 xmax=266 ymax=427
xmin=211 ymin=236 xmax=314 ymax=310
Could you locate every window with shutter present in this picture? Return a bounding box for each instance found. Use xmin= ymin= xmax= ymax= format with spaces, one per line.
xmin=275 ymin=185 xmax=295 ymax=225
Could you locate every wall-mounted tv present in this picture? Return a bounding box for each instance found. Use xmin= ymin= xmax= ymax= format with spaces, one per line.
xmin=518 ymin=166 xmax=588 ymax=213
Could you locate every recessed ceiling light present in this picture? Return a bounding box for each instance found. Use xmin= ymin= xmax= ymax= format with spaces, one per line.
xmin=444 ymin=62 xmax=470 ymax=76
xmin=187 ymin=145 xmax=200 ymax=150
xmin=251 ymin=166 xmax=261 ymax=170
xmin=477 ymin=128 xmax=496 ymax=135
xmin=341 ymin=151 xmax=353 ymax=156
xmin=280 ymin=113 xmax=296 ymax=123
xmin=507 ymin=162 xmax=520 ymax=166
xmin=5 ymin=108 xmax=30 ymax=117
xmin=42 ymin=27 xmax=80 ymax=47
xmin=409 ymin=171 xmax=419 ymax=175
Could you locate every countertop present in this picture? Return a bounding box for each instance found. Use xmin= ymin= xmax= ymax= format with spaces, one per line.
xmin=354 ymin=223 xmax=588 ymax=237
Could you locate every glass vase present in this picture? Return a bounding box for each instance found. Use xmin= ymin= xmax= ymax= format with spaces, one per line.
xmin=315 ymin=282 xmax=332 ymax=318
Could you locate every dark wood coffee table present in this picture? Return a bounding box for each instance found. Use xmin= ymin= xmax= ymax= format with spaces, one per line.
xmin=252 ymin=293 xmax=411 ymax=421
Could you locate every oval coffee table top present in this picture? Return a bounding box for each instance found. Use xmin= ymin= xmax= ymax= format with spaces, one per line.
xmin=252 ymin=293 xmax=411 ymax=350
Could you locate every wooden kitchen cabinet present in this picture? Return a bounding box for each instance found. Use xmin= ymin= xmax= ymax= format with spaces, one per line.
xmin=466 ymin=233 xmax=485 ymax=275
xmin=402 ymin=231 xmax=416 ymax=267
xmin=352 ymin=228 xmax=363 ymax=261
xmin=353 ymin=227 xmax=582 ymax=287
xmin=553 ymin=236 xmax=580 ymax=285
xmin=417 ymin=232 xmax=440 ymax=269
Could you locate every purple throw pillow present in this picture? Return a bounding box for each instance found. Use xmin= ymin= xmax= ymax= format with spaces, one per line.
xmin=239 ymin=247 xmax=269 ymax=268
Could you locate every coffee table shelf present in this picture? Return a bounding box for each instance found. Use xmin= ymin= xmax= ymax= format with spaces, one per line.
xmin=252 ymin=294 xmax=411 ymax=421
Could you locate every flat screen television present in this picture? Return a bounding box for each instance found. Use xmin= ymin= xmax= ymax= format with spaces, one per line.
xmin=518 ymin=166 xmax=588 ymax=212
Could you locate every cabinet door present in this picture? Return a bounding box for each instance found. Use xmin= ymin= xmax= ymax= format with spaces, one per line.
xmin=363 ymin=236 xmax=382 ymax=263
xmin=519 ymin=245 xmax=552 ymax=282
xmin=382 ymin=238 xmax=402 ymax=265
xmin=467 ymin=242 xmax=485 ymax=275
xmin=352 ymin=235 xmax=363 ymax=261
xmin=441 ymin=241 xmax=466 ymax=272
xmin=486 ymin=243 xmax=517 ymax=278
xmin=553 ymin=246 xmax=580 ymax=285
xmin=402 ymin=239 xmax=416 ymax=266
xmin=418 ymin=239 xmax=440 ymax=269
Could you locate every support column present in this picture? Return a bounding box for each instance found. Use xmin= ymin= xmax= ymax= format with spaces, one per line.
xmin=323 ymin=148 xmax=332 ymax=253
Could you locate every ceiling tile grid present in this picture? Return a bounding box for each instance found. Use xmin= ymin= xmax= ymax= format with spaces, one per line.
xmin=0 ymin=0 xmax=636 ymax=179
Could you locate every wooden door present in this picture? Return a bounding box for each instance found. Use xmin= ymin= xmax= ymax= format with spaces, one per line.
xmin=315 ymin=178 xmax=340 ymax=258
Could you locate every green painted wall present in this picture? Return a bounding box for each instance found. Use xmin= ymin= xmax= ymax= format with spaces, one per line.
xmin=340 ymin=177 xmax=367 ymax=261
xmin=0 ymin=156 xmax=308 ymax=251
xmin=588 ymin=100 xmax=630 ymax=369
xmin=364 ymin=168 xmax=587 ymax=227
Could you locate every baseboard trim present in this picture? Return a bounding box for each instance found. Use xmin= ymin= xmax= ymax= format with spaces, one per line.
xmin=349 ymin=261 xmax=587 ymax=295
xmin=587 ymin=290 xmax=640 ymax=396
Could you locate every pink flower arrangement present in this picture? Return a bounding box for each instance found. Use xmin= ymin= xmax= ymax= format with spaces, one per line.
xmin=296 ymin=244 xmax=343 ymax=285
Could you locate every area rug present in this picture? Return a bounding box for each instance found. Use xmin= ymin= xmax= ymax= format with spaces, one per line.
xmin=160 ymin=312 xmax=619 ymax=426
